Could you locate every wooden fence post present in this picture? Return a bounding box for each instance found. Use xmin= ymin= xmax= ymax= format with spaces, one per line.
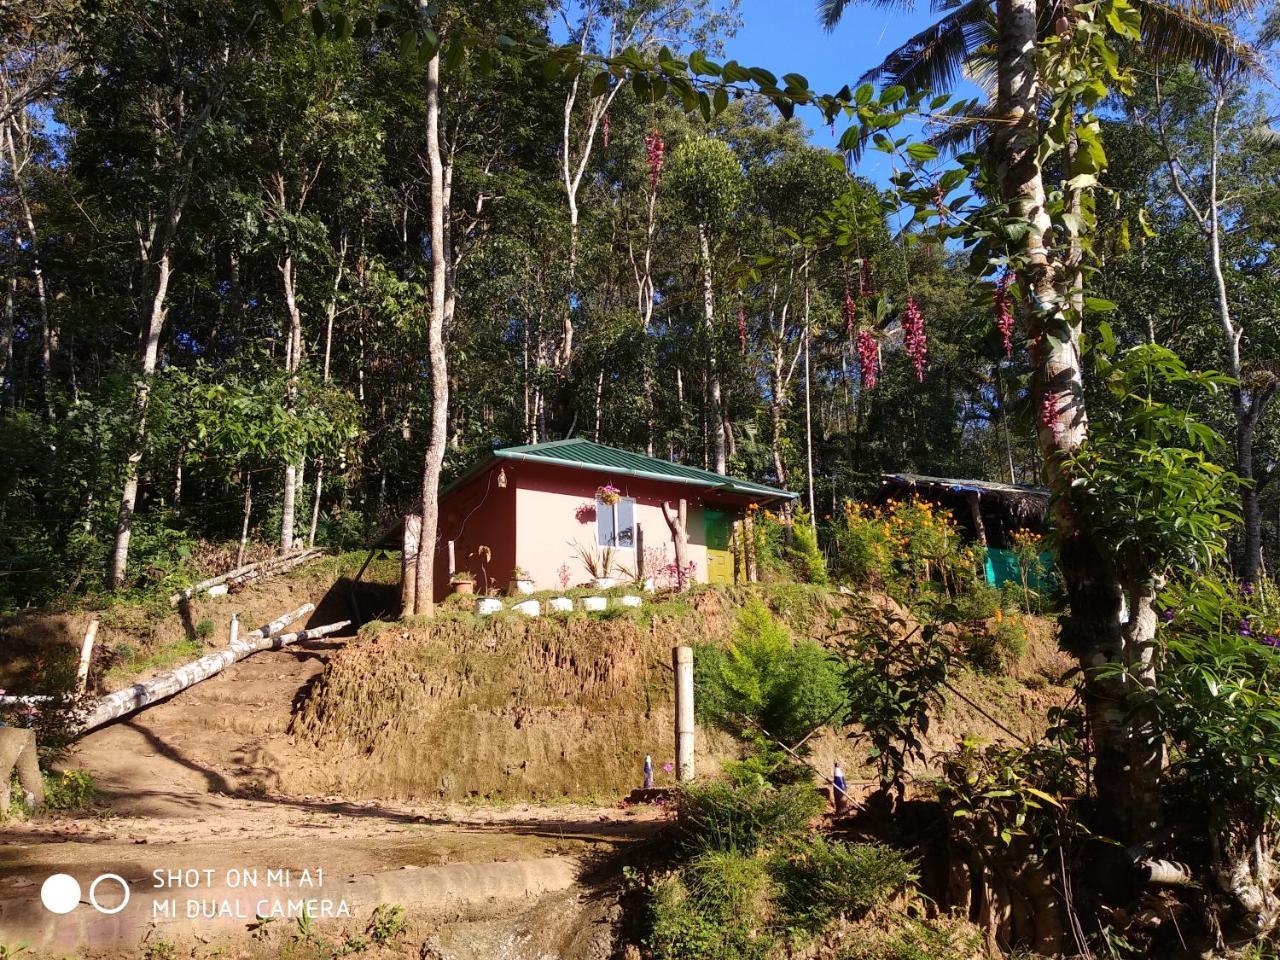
xmin=673 ymin=645 xmax=695 ymax=782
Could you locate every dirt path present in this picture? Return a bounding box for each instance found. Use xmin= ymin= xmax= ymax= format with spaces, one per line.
xmin=62 ymin=633 xmax=343 ymax=817
xmin=1 ymin=631 xmax=663 ymax=957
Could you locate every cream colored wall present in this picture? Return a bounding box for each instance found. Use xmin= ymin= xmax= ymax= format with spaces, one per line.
xmin=514 ymin=480 xmax=709 ymax=590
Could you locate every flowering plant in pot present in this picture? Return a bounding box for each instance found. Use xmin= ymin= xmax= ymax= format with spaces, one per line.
xmin=596 ymin=483 xmax=622 ymax=506
xmin=450 ymin=571 xmax=475 ymax=595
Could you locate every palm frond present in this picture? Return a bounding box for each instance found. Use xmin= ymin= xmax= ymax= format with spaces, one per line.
xmin=1133 ymin=0 xmax=1261 ymax=74
xmin=858 ymin=0 xmax=992 ymax=93
xmin=927 ymin=98 xmax=996 ymax=154
xmin=818 ymin=0 xmax=918 ymax=32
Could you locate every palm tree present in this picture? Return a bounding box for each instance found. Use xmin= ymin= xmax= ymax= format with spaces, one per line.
xmin=816 ymin=0 xmax=1278 ymax=940
xmin=816 ymin=0 xmax=1262 ymax=856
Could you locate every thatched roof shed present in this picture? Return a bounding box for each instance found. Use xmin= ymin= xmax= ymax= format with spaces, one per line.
xmin=874 ymin=473 xmax=1050 ymax=549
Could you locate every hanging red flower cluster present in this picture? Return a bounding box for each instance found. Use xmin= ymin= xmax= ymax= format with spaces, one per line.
xmin=737 ymin=306 xmax=747 ymax=353
xmin=644 ymin=130 xmax=664 ymax=191
xmin=993 ymin=272 xmax=1013 ymax=358
xmin=602 ymin=112 xmax=610 ymax=150
xmin=1040 ymin=391 xmax=1061 ymax=436
xmin=856 ymin=330 xmax=879 ymax=390
xmin=902 ymin=297 xmax=927 ymax=382
xmin=843 ymin=283 xmax=857 ymax=341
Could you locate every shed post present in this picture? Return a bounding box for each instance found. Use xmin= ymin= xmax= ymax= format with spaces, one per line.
xmin=673 ymin=645 xmax=695 ymax=782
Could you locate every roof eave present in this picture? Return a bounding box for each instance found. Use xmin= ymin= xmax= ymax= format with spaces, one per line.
xmin=495 ymin=448 xmax=792 ymax=501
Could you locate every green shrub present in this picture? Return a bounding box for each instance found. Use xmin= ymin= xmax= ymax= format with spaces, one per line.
xmin=194 ymin=618 xmax=215 ymax=641
xmin=769 ymin=837 xmax=916 ymax=934
xmin=42 ymin=769 xmax=97 ymax=810
xmin=947 ymin=582 xmax=1002 ymax=622
xmin=787 ymin=511 xmax=829 ymax=585
xmin=695 ymin=598 xmax=845 ymax=747
xmin=648 ymin=867 xmax=774 ymax=960
xmin=674 ymin=778 xmax=824 ymax=856
xmin=966 ymin=615 xmax=1027 ymax=674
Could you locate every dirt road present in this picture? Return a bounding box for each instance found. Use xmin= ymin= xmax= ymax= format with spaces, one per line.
xmin=0 ymin=630 xmax=662 ymax=958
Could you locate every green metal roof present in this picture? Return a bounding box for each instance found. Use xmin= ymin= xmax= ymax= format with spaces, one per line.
xmin=467 ymin=439 xmax=795 ymax=500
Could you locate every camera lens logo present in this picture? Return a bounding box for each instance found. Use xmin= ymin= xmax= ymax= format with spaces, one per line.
xmin=40 ymin=873 xmax=130 ymax=915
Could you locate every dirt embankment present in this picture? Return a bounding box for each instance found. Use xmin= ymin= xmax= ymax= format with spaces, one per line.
xmin=286 ymin=608 xmax=741 ymax=802
xmin=286 ymin=587 xmax=1074 ymax=803
xmin=0 ymin=554 xmax=400 ymax=697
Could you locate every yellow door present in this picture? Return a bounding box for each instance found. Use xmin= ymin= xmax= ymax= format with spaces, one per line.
xmin=704 ymin=508 xmax=734 ymax=584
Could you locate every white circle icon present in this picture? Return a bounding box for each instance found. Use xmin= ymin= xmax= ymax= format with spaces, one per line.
xmin=40 ymin=874 xmax=81 ymax=914
xmin=89 ymin=874 xmax=130 ymax=915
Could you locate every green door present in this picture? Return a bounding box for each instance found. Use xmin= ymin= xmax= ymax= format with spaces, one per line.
xmin=704 ymin=508 xmax=734 ymax=584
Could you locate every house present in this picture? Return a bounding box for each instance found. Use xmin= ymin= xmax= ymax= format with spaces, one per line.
xmin=875 ymin=473 xmax=1053 ymax=589
xmin=433 ymin=439 xmax=795 ymax=601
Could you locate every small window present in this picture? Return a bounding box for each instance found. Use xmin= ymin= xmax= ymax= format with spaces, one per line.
xmin=597 ymin=496 xmax=636 ymax=549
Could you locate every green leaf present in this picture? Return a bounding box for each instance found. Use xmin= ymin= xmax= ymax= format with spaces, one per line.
xmin=854 ymin=82 xmax=874 ymax=105
xmin=398 ymin=29 xmax=417 ymax=58
xmin=310 ymin=7 xmax=326 ymax=39
xmin=882 ymin=84 xmax=907 ymax=104
xmin=589 ymin=71 xmax=610 ymax=98
xmin=713 ymin=87 xmax=728 ymax=115
xmin=1084 ymin=297 xmax=1117 ymax=312
xmin=443 ymin=40 xmax=465 ymax=71
xmin=418 ymin=29 xmax=440 ymax=63
xmin=905 ymin=142 xmax=939 ymax=162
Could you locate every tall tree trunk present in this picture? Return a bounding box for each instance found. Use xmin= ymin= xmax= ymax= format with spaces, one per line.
xmin=1 ymin=276 xmax=13 ymax=408
xmin=279 ymin=252 xmax=303 ymax=554
xmin=412 ymin=45 xmax=451 ymax=617
xmin=107 ymin=250 xmax=173 ymax=588
xmin=697 ymin=224 xmax=726 ymax=474
xmin=994 ymin=0 xmax=1161 ymax=841
xmin=1 ymin=112 xmax=54 ymax=419
xmin=802 ymin=271 xmax=815 ymax=523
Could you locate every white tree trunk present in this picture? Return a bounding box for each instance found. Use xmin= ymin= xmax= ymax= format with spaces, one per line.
xmin=107 ymin=249 xmax=174 ymax=589
xmin=76 ymin=604 xmax=330 ymax=735
xmin=698 ymin=225 xmax=726 ymax=474
xmin=412 ymin=41 xmax=451 ymax=616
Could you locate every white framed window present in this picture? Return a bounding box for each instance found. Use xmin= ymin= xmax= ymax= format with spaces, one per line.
xmin=597 ymin=496 xmax=636 ymax=549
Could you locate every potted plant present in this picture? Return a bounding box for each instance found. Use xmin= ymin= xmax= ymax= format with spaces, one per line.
xmin=571 ymin=540 xmax=619 ymax=589
xmin=450 ymin=571 xmax=475 ymax=595
xmin=510 ymin=566 xmax=535 ymax=595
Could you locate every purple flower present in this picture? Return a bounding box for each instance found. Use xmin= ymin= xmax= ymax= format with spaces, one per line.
xmin=1264 ymin=636 xmax=1280 ymax=648
xmin=1242 ymin=581 xmax=1255 ymax=596
xmin=662 ymin=762 xmax=674 ymax=773
xmin=1239 ymin=619 xmax=1252 ymax=637
xmin=1161 ymin=609 xmax=1174 ymax=623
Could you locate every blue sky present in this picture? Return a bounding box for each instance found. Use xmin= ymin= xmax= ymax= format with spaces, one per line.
xmin=553 ymin=0 xmax=985 ymax=185
xmin=728 ymin=0 xmax=957 ymax=149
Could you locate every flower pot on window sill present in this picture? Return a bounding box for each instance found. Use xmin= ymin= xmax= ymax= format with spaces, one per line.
xmin=593 ymin=577 xmax=617 ymax=589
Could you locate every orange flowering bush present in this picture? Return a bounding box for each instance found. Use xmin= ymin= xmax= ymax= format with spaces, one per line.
xmin=829 ymin=496 xmax=982 ymax=596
